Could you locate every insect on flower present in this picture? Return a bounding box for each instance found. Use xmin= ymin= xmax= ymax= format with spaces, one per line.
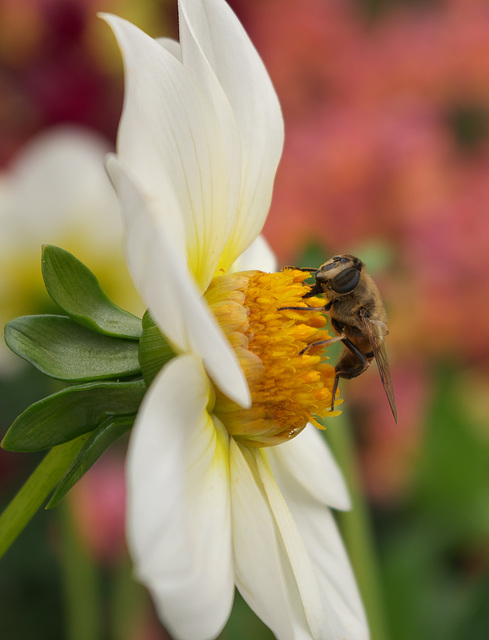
xmin=282 ymin=254 xmax=398 ymax=424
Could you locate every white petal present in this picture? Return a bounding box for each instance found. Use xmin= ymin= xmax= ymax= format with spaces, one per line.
xmin=265 ymin=450 xmax=370 ymax=640
xmin=229 ymin=234 xmax=277 ymax=273
xmin=177 ymin=1 xmax=242 ymax=264
xmin=4 ymin=126 xmax=120 ymax=250
xmin=268 ymin=426 xmax=351 ymax=510
xmin=0 ymin=175 xmax=15 ymax=253
xmin=229 ymin=441 xmax=299 ymax=640
xmin=107 ymin=156 xmax=250 ymax=407
xmin=127 ymin=355 xmax=234 ymax=640
xmin=178 ymin=0 xmax=284 ymax=269
xmin=101 ymin=13 xmax=239 ymax=289
xmin=156 ymin=37 xmax=182 ymax=60
xmin=256 ymin=451 xmax=327 ymax=639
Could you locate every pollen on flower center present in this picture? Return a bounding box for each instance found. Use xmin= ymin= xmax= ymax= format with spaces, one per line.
xmin=205 ymin=269 xmax=341 ymax=447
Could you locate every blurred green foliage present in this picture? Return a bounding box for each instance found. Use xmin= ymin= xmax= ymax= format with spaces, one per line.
xmin=0 ymin=509 xmax=65 ymax=640
xmin=378 ymin=365 xmax=489 ymax=640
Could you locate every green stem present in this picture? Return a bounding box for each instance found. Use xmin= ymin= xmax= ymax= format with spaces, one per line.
xmin=325 ymin=411 xmax=390 ymax=640
xmin=58 ymin=501 xmax=101 ymax=640
xmin=109 ymin=555 xmax=147 ymax=640
xmin=0 ymin=435 xmax=88 ymax=559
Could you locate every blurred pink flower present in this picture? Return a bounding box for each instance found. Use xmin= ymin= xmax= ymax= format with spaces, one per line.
xmin=264 ymin=100 xmax=453 ymax=259
xmin=401 ymin=156 xmax=489 ymax=364
xmin=69 ymin=455 xmax=126 ymax=564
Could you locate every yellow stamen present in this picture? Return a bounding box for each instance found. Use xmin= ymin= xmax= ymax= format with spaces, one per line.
xmin=205 ymin=269 xmax=341 ymax=447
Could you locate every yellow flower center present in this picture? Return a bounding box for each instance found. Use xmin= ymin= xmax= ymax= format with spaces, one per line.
xmin=205 ymin=269 xmax=341 ymax=447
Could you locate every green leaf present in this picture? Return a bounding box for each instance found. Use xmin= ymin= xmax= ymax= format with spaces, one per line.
xmin=414 ymin=366 xmax=489 ymax=538
xmin=41 ymin=245 xmax=142 ymax=339
xmin=0 ymin=434 xmax=90 ymax=559
xmin=138 ymin=311 xmax=175 ymax=386
xmin=5 ymin=315 xmax=141 ymax=381
xmin=2 ymin=379 xmax=146 ymax=452
xmin=47 ymin=414 xmax=134 ymax=509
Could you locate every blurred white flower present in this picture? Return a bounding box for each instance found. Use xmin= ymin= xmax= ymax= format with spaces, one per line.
xmin=0 ymin=126 xmax=142 ymax=372
xmin=104 ymin=1 xmax=369 ymax=639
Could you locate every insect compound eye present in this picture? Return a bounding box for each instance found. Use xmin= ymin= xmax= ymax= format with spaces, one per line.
xmin=331 ymin=267 xmax=361 ymax=293
xmin=331 ymin=255 xmax=351 ymax=265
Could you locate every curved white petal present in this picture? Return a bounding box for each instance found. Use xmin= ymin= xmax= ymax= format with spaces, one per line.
xmin=102 ymin=13 xmax=239 ymax=289
xmin=107 ymin=156 xmax=250 ymax=407
xmin=156 ymin=37 xmax=182 ymax=60
xmin=268 ymin=426 xmax=351 ymax=510
xmin=229 ymin=234 xmax=277 ymax=273
xmin=178 ymin=0 xmax=284 ymax=270
xmin=264 ymin=450 xmax=370 ymax=640
xmin=229 ymin=441 xmax=300 ymax=640
xmin=127 ymin=355 xmax=234 ymax=640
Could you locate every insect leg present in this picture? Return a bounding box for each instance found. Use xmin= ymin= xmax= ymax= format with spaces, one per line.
xmin=282 ymin=266 xmax=317 ymax=272
xmin=299 ymin=334 xmax=346 ymax=355
xmin=331 ymin=374 xmax=341 ymax=412
xmin=330 ymin=339 xmax=371 ymax=412
xmin=341 ymin=338 xmax=370 ymax=367
xmin=278 ymin=305 xmax=325 ymax=311
xmin=302 ymin=283 xmax=324 ymax=299
xmin=330 ymin=317 xmax=345 ymax=334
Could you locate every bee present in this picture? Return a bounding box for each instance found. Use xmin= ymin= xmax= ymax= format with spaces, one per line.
xmin=282 ymin=254 xmax=397 ymax=423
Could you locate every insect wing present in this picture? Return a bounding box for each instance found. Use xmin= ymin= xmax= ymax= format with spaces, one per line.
xmin=360 ymin=311 xmax=398 ymax=424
